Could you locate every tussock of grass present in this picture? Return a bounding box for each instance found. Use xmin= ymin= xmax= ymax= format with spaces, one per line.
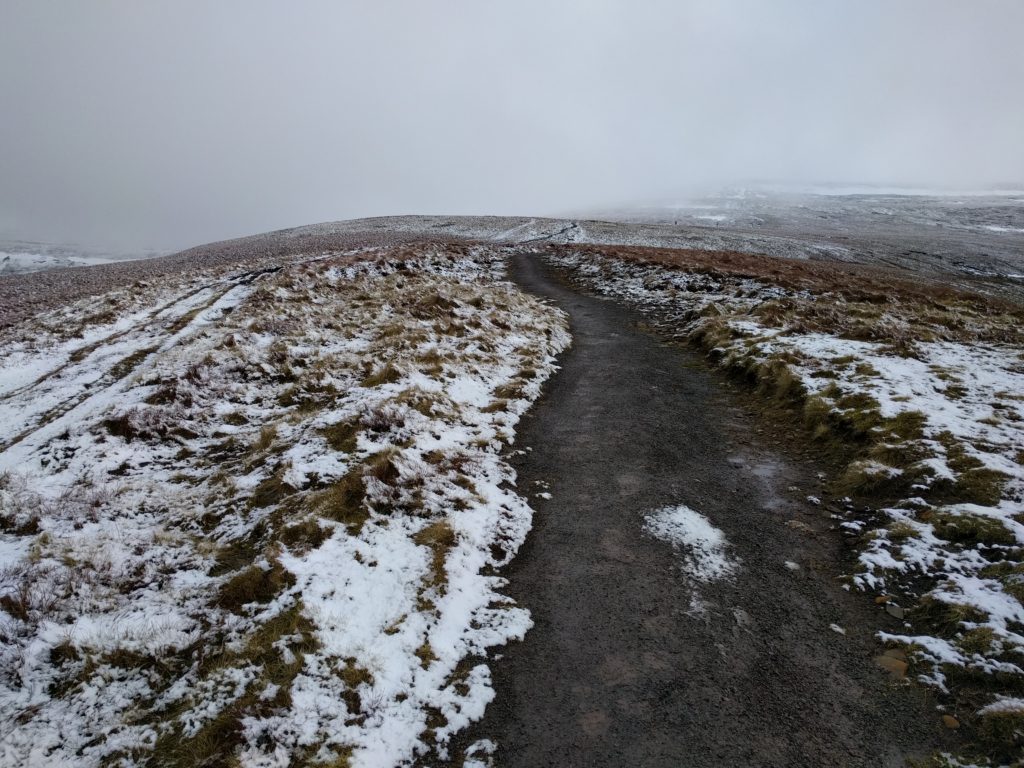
xmin=977 ymin=709 xmax=1024 ymax=763
xmin=414 ymin=641 xmax=437 ymax=669
xmin=279 ymin=518 xmax=329 ymax=553
xmin=886 ymin=521 xmax=920 ymax=542
xmin=321 ymin=419 xmax=359 ymax=453
xmin=209 ymin=527 xmax=264 ymax=576
xmin=831 ymin=460 xmax=908 ymax=499
xmin=930 ymin=512 xmax=1016 ymax=548
xmin=366 ymin=449 xmax=402 ymax=485
xmin=317 ymin=470 xmax=368 ymax=532
xmin=252 ymin=423 xmax=277 ymax=452
xmin=249 ymin=468 xmax=295 ymax=509
xmin=361 ymin=361 xmax=402 ymax=388
xmin=911 ymin=596 xmax=989 ymax=635
xmin=958 ymin=627 xmax=998 ymax=656
xmin=217 ymin=560 xmax=295 ymax=613
xmin=414 ymin=520 xmax=456 ymax=591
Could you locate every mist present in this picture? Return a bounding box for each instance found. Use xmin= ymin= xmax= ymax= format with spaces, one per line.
xmin=1 ymin=0 xmax=1022 ymax=251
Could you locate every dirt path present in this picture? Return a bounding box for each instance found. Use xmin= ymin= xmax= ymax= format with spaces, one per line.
xmin=459 ymin=254 xmax=956 ymax=767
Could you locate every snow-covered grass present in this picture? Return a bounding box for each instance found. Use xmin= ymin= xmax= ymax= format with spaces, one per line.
xmin=0 ymin=244 xmax=568 ymax=767
xmin=545 ymin=245 xmax=1024 ymax=761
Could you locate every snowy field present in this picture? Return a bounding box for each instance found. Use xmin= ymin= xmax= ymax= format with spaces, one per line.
xmin=0 ymin=240 xmax=157 ymax=275
xmin=546 ymin=247 xmax=1024 ymax=748
xmin=0 ymin=245 xmax=567 ymax=766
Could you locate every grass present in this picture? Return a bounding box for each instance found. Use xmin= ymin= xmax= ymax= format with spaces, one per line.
xmin=316 ymin=470 xmax=368 ymax=532
xmin=107 ymin=345 xmax=160 ymax=382
xmin=930 ymin=511 xmax=1016 ymax=547
xmin=414 ymin=520 xmax=456 ymax=591
xmin=3 ymin=245 xmax=570 ymax=767
xmin=145 ymin=602 xmax=318 ymax=767
xmin=414 ymin=640 xmax=437 ymax=669
xmin=249 ymin=468 xmax=295 ymax=509
xmin=321 ymin=419 xmax=359 ymax=453
xmin=361 ymin=361 xmax=402 ymax=388
xmin=279 ymin=518 xmax=330 ymax=553
xmin=911 ymin=596 xmax=989 ymax=636
xmin=977 ymin=708 xmax=1024 ymax=763
xmin=252 ymin=424 xmax=277 ymax=452
xmin=217 ymin=560 xmax=296 ymax=613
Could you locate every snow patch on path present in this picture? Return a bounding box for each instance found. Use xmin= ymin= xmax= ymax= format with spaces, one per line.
xmin=643 ymin=505 xmax=739 ymax=582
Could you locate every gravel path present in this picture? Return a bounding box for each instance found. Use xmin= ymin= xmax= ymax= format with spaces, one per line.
xmin=455 ymin=254 xmax=957 ymax=767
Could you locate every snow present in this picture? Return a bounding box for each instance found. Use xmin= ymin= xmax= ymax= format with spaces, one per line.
xmin=977 ymin=696 xmax=1024 ymax=716
xmin=642 ymin=504 xmax=739 ymax=582
xmin=0 ymin=245 xmax=570 ymax=766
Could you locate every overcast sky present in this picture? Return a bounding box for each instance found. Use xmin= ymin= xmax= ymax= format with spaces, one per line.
xmin=1 ymin=1 xmax=1022 ymax=251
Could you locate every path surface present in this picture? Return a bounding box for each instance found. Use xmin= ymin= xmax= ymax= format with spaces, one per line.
xmin=460 ymin=254 xmax=955 ymax=767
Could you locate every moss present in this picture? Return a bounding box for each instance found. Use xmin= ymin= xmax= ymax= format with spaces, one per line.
xmin=217 ymin=561 xmax=296 ymax=613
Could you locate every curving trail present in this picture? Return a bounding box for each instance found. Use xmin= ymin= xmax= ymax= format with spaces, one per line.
xmin=460 ymin=254 xmax=955 ymax=767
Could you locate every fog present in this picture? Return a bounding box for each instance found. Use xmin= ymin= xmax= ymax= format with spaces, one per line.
xmin=1 ymin=1 xmax=1022 ymax=251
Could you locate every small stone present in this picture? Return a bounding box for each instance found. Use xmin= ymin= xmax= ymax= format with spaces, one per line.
xmin=874 ymin=595 xmax=891 ymax=605
xmin=874 ymin=655 xmax=908 ymax=677
xmin=942 ymin=715 xmax=960 ymax=730
xmin=785 ymin=520 xmax=813 ymax=534
xmin=784 ymin=560 xmax=800 ymax=571
xmin=885 ymin=604 xmax=906 ymax=620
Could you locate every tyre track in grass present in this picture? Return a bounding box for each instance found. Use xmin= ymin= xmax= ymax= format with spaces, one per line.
xmin=0 ymin=267 xmax=275 ymax=457
xmin=454 ymin=254 xmax=956 ymax=767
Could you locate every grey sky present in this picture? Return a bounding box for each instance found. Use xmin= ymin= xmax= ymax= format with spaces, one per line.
xmin=1 ymin=1 xmax=1022 ymax=250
